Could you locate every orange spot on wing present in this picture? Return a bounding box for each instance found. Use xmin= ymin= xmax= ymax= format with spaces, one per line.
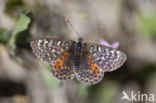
xmin=64 ymin=52 xmax=69 ymax=55
xmin=88 ymin=56 xmax=100 ymax=74
xmin=53 ymin=52 xmax=69 ymax=72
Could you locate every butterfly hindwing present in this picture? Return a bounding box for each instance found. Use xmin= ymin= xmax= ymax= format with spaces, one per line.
xmin=88 ymin=44 xmax=127 ymax=72
xmin=30 ymin=38 xmax=75 ymax=63
xmin=74 ymin=46 xmax=104 ymax=85
xmin=51 ymin=52 xmax=75 ymax=80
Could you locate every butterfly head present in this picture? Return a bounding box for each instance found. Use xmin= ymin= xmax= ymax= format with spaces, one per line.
xmin=78 ymin=37 xmax=83 ymax=43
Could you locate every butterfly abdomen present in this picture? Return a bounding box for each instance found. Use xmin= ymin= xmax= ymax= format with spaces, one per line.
xmin=73 ymin=42 xmax=81 ymax=72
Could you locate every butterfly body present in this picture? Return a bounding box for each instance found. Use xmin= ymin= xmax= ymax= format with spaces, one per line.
xmin=30 ymin=37 xmax=126 ymax=85
xmin=73 ymin=38 xmax=85 ymax=72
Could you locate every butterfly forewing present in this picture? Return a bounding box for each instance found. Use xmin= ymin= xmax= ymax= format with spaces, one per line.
xmin=30 ymin=38 xmax=75 ymax=63
xmin=87 ymin=44 xmax=127 ymax=72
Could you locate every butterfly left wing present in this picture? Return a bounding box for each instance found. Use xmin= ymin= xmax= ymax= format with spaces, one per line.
xmin=30 ymin=38 xmax=75 ymax=80
xmin=87 ymin=44 xmax=127 ymax=72
xmin=51 ymin=52 xmax=75 ymax=80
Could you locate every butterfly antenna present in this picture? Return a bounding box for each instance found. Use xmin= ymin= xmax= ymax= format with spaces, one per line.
xmin=65 ymin=18 xmax=81 ymax=38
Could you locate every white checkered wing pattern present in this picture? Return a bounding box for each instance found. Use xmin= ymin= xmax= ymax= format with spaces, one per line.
xmin=87 ymin=44 xmax=127 ymax=72
xmin=30 ymin=38 xmax=74 ymax=63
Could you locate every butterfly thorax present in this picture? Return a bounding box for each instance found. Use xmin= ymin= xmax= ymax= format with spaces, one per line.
xmin=76 ymin=38 xmax=83 ymax=51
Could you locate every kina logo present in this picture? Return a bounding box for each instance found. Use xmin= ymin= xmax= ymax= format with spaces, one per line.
xmin=121 ymin=91 xmax=154 ymax=102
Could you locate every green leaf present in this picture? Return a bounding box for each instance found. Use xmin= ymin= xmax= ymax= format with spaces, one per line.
xmin=0 ymin=28 xmax=10 ymax=45
xmin=22 ymin=8 xmax=31 ymax=15
xmin=8 ymin=13 xmax=31 ymax=49
xmin=13 ymin=14 xmax=30 ymax=35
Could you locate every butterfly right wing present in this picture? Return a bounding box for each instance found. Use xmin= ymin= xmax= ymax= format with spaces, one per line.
xmin=87 ymin=44 xmax=127 ymax=72
xmin=30 ymin=38 xmax=75 ymax=63
xmin=74 ymin=53 xmax=104 ymax=85
xmin=73 ymin=44 xmax=104 ymax=85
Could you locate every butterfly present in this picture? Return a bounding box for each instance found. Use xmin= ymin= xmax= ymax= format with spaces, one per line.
xmin=30 ymin=37 xmax=126 ymax=85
